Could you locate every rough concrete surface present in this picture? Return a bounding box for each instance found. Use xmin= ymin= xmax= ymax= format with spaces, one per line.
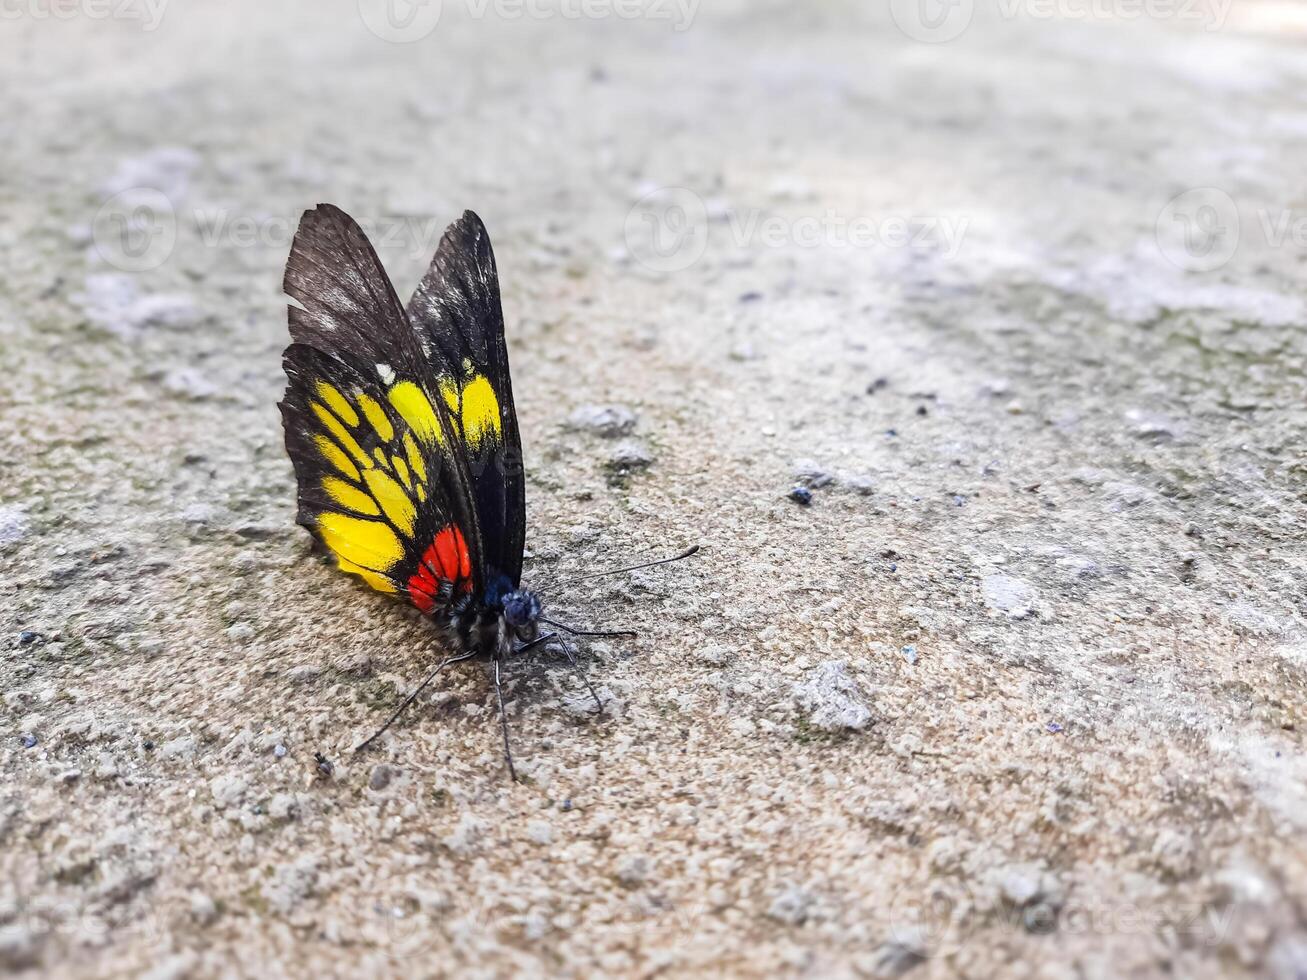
xmin=3 ymin=1 xmax=1307 ymax=977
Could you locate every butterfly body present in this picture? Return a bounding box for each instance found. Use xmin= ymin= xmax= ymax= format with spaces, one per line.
xmin=280 ymin=205 xmax=530 ymax=635
xmin=279 ymin=205 xmax=679 ymax=776
xmin=439 ymin=585 xmax=542 ymax=661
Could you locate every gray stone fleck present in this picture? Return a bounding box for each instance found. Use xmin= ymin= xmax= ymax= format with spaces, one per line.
xmin=870 ymin=939 xmax=926 ymax=978
xmin=0 ymin=506 xmax=29 ymax=546
xmin=982 ymin=574 xmax=1036 ymax=618
xmin=793 ymin=661 xmax=873 ymax=732
xmin=159 ymin=367 xmax=220 ymax=401
xmin=696 ymin=645 xmax=733 ymax=667
xmin=261 ymin=855 xmax=319 ymax=914
xmin=792 ymin=459 xmax=834 ymax=488
xmin=767 ymin=884 xmax=814 ymax=925
xmin=267 ymin=793 xmax=300 ymax=821
xmin=616 ymin=855 xmax=650 ymax=888
xmin=607 ymin=440 xmax=654 ymax=470
xmin=210 ymin=774 xmax=248 ymax=808
xmin=189 ymin=891 xmax=218 ymax=924
xmin=225 ymin=622 xmax=256 ymax=644
xmin=101 ymin=145 xmax=199 ymax=200
xmin=566 ymin=404 xmax=637 ymax=437
xmin=527 ymin=820 xmax=554 ymax=845
xmin=76 ymin=274 xmax=199 ymax=338
xmin=159 ymin=736 xmax=196 ymax=758
xmin=0 ymin=924 xmax=41 ymax=970
xmin=368 ymin=764 xmax=400 ymax=791
xmin=286 ymin=664 xmax=323 ymax=684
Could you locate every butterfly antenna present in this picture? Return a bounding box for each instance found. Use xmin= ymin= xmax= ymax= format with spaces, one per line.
xmin=354 ymin=649 xmax=479 ymax=753
xmin=540 ymin=617 xmax=637 ymax=639
xmin=549 ymin=545 xmax=700 ymax=588
xmin=493 ymin=655 xmax=519 ymax=782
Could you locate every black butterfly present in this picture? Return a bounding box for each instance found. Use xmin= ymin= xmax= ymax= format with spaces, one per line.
xmin=279 ymin=205 xmax=694 ymax=779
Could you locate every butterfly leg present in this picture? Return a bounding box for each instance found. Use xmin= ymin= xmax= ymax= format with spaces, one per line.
xmin=557 ymin=641 xmax=605 ymax=715
xmin=493 ymin=654 xmax=519 ymax=783
xmin=539 ymin=616 xmax=637 ymax=639
xmin=354 ymin=649 xmax=480 ymax=753
xmin=515 ymin=631 xmax=560 ymax=658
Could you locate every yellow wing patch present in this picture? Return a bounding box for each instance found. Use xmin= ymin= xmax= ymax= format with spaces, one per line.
xmin=438 ymin=373 xmax=503 ymax=449
xmin=300 ymin=370 xmax=504 ymax=597
xmin=388 ymin=382 xmax=444 ymax=447
xmin=302 ymin=375 xmax=448 ymax=593
xmin=317 ymin=512 xmax=404 ymax=571
xmin=356 ymin=393 xmax=394 ymax=442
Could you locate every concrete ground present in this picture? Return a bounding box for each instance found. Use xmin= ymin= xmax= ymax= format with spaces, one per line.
xmin=2 ymin=1 xmax=1306 ymax=976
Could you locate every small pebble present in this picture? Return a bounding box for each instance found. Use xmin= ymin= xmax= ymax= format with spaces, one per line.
xmin=566 ymin=404 xmax=637 ymax=438
xmin=792 ymin=460 xmax=834 ymax=489
xmin=527 ymin=820 xmax=555 ymax=845
xmin=314 ymin=752 xmax=334 ymax=778
xmin=901 ymin=645 xmax=918 ymax=665
xmin=225 ymin=622 xmax=256 ymax=644
xmin=916 ymin=405 xmax=929 ymax=416
xmin=866 ymin=377 xmax=889 ymax=395
xmin=1046 ymin=721 xmax=1064 ymax=734
xmin=20 ymin=733 xmax=37 ymax=749
xmin=607 ymin=440 xmax=654 ymax=470
xmin=368 ymin=764 xmax=399 ymax=791
xmin=616 ymin=855 xmax=650 ymax=888
xmin=767 ymin=885 xmax=814 ymax=925
xmin=787 ymin=486 xmax=813 ymax=506
xmin=273 ymin=744 xmax=288 ymax=758
xmin=793 ymin=661 xmax=873 ymax=731
xmin=17 ymin=631 xmax=44 ymax=647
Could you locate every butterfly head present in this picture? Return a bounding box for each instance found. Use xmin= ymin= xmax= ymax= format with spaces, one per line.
xmin=501 ymin=588 xmax=542 ymax=636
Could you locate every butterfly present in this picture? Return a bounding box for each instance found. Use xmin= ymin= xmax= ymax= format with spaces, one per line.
xmin=279 ymin=206 xmax=695 ymax=779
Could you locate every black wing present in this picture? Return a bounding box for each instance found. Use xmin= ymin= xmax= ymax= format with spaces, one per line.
xmin=280 ymin=205 xmax=486 ymax=605
xmin=405 ymin=211 xmax=525 ymax=594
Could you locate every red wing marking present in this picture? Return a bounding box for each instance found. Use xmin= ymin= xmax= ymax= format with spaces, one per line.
xmin=408 ymin=524 xmax=474 ymax=612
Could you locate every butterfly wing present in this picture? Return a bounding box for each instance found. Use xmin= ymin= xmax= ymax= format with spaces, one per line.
xmin=280 ymin=205 xmax=485 ymax=610
xmin=405 ymin=211 xmax=525 ymax=594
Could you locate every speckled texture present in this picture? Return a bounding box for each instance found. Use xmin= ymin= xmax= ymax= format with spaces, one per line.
xmin=3 ymin=3 xmax=1306 ymax=977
